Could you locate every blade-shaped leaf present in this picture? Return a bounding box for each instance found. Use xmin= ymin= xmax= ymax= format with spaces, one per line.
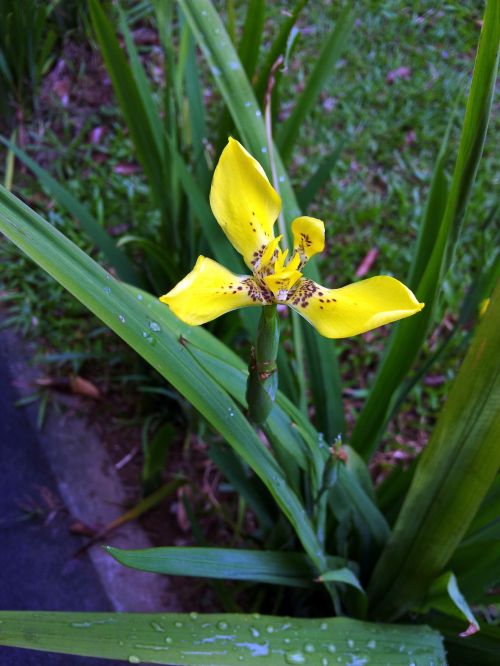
xmin=319 ymin=567 xmax=365 ymax=594
xmin=106 ymin=546 xmax=317 ymax=588
xmin=88 ymin=0 xmax=167 ymax=210
xmin=0 ymin=137 xmax=142 ymax=286
xmin=368 ymin=280 xmax=500 ymax=620
xmin=0 ymin=611 xmax=446 ymax=665
xmin=351 ymin=0 xmax=500 ymax=458
xmin=276 ymin=5 xmax=356 ymax=162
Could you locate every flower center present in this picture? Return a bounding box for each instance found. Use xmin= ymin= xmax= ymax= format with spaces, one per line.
xmin=254 ymin=237 xmax=303 ymax=303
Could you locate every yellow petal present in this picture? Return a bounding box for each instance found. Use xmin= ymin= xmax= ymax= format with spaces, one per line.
xmin=288 ymin=276 xmax=424 ymax=338
xmin=160 ymin=256 xmax=264 ymax=325
xmin=291 ymin=216 xmax=325 ymax=267
xmin=210 ymin=138 xmax=281 ymax=269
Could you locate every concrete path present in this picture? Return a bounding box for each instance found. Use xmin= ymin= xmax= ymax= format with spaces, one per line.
xmin=0 ymin=320 xmax=174 ymax=664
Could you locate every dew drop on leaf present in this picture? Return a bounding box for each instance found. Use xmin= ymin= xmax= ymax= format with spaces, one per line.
xmin=285 ymin=651 xmax=306 ymax=664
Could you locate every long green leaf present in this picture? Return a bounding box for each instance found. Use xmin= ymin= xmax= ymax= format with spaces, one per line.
xmin=368 ymin=280 xmax=500 ymax=620
xmin=0 ymin=185 xmax=331 ymax=588
xmin=88 ymin=0 xmax=166 ymax=211
xmin=352 ymin=0 xmax=500 ymax=458
xmin=276 ymin=6 xmax=356 ymax=162
xmin=238 ymin=0 xmax=265 ymax=79
xmin=0 ymin=137 xmax=142 ymax=286
xmin=0 ymin=611 xmax=446 ymax=665
xmin=253 ymin=0 xmax=309 ymax=103
xmin=107 ymin=546 xmax=317 ymax=588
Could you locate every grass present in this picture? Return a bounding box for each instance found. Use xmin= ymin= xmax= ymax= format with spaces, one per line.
xmin=0 ymin=0 xmax=497 ymax=453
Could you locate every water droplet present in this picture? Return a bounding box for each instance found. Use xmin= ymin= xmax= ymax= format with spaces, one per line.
xmin=366 ymin=639 xmax=376 ymax=649
xmin=320 ymin=622 xmax=328 ymax=631
xmin=399 ymin=644 xmax=405 ymax=652
xmin=137 ymin=293 xmax=143 ymax=301
xmin=151 ymin=621 xmax=164 ymax=632
xmin=285 ymin=650 xmax=306 ymax=664
xmin=118 ymin=314 xmax=126 ymax=323
xmin=250 ymin=626 xmax=260 ymax=638
xmin=128 ymin=657 xmax=141 ymax=664
xmin=201 ymin=10 xmax=207 ymax=15
xmin=71 ymin=621 xmax=92 ymax=628
xmin=348 ymin=639 xmax=354 ymax=648
xmin=165 ymin=637 xmax=173 ymax=644
xmin=284 ymin=638 xmax=291 ymax=644
xmin=279 ymin=175 xmax=285 ymax=182
xmin=266 ymin=625 xmax=274 ymax=633
xmin=212 ymin=66 xmax=221 ymax=76
xmin=149 ymin=320 xmax=161 ymax=332
xmin=189 ymin=612 xmax=198 ymax=620
xmin=327 ymin=644 xmax=337 ymax=653
xmin=217 ymin=621 xmax=229 ymax=630
xmin=103 ymin=286 xmax=111 ymax=294
xmin=255 ymin=110 xmax=262 ymax=117
xmin=237 ymin=657 xmax=244 ymax=662
xmin=322 ymin=659 xmax=329 ymax=666
xmin=245 ymin=101 xmax=252 ymax=107
xmin=261 ymin=147 xmax=267 ymax=154
xmin=227 ymin=407 xmax=235 ymax=417
xmin=229 ymin=61 xmax=239 ymax=70
xmin=252 ymin=613 xmax=261 ymax=619
xmin=142 ymin=331 xmax=154 ymax=343
xmin=304 ymin=642 xmax=314 ymax=653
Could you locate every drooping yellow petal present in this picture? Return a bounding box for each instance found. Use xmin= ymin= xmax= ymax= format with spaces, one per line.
xmin=291 ymin=216 xmax=325 ymax=268
xmin=210 ymin=137 xmax=281 ymax=269
xmin=288 ymin=276 xmax=424 ymax=338
xmin=160 ymin=256 xmax=265 ymax=325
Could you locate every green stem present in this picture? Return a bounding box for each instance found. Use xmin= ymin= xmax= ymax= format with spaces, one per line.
xmin=246 ymin=305 xmax=279 ymax=424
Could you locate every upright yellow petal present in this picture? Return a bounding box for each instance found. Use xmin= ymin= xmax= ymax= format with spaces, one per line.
xmin=291 ymin=216 xmax=325 ymax=268
xmin=210 ymin=138 xmax=281 ymax=269
xmin=288 ymin=276 xmax=424 ymax=338
xmin=160 ymin=256 xmax=264 ymax=325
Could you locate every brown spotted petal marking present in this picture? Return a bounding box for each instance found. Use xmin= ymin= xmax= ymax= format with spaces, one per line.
xmin=160 ymin=138 xmax=425 ymax=338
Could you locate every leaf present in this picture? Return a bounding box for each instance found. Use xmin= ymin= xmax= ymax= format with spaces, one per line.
xmin=276 ymin=6 xmax=356 ymax=162
xmin=0 ymin=137 xmax=142 ymax=286
xmin=0 ymin=611 xmax=446 ymax=665
xmin=416 ymin=572 xmax=479 ymax=636
xmin=238 ymin=0 xmax=265 ymax=79
xmin=368 ymin=280 xmax=500 ymax=621
xmin=106 ymin=546 xmax=317 ymax=588
xmin=352 ymin=0 xmax=500 ymax=458
xmin=88 ymin=0 xmax=167 ymax=212
xmin=318 ymin=567 xmax=365 ymax=594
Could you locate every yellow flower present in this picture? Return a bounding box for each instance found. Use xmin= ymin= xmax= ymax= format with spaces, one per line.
xmin=160 ymin=138 xmax=424 ymax=338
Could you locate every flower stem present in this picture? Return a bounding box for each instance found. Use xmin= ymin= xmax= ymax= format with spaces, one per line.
xmin=246 ymin=305 xmax=279 ymax=424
